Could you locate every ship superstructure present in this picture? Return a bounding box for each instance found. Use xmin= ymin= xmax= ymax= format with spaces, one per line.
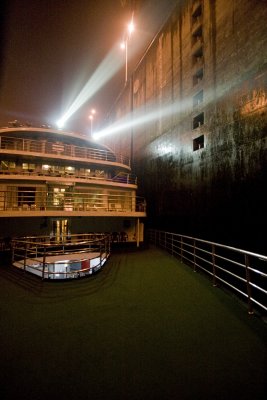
xmin=0 ymin=126 xmax=146 ymax=245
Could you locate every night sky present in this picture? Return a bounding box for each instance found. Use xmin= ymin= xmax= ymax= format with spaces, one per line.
xmin=0 ymin=0 xmax=177 ymax=134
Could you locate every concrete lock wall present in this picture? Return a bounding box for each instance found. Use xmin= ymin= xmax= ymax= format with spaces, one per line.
xmin=103 ymin=0 xmax=267 ymax=253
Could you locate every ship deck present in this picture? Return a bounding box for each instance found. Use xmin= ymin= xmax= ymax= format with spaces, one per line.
xmin=0 ymin=246 xmax=266 ymax=400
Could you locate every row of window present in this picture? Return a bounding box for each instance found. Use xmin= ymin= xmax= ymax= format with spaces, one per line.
xmin=2 ymin=185 xmax=135 ymax=212
xmin=191 ymin=1 xmax=204 ymax=151
xmin=0 ymin=161 xmax=105 ymax=178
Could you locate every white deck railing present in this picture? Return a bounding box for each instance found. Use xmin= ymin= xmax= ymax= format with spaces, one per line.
xmin=149 ymin=229 xmax=267 ymax=316
xmin=0 ymin=135 xmax=130 ymax=167
xmin=0 ymin=169 xmax=137 ymax=185
xmin=11 ymin=233 xmax=111 ymax=280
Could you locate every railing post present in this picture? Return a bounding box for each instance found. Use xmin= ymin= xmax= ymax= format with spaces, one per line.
xmin=42 ymin=246 xmax=47 ymax=280
xmin=181 ymin=236 xmax=184 ymax=261
xmin=212 ymin=244 xmax=217 ymax=287
xmin=245 ymin=254 xmax=254 ymax=315
xmin=102 ymin=248 xmax=104 ymax=268
xmin=193 ymin=239 xmax=197 ymax=272
xmin=23 ymin=242 xmax=27 ymax=272
xmin=11 ymin=240 xmax=15 ymax=264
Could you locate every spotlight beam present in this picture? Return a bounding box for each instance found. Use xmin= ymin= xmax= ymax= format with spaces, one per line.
xmin=93 ymin=98 xmax=192 ymax=140
xmin=93 ymin=80 xmax=240 ymax=141
xmin=57 ymin=46 xmax=125 ymax=128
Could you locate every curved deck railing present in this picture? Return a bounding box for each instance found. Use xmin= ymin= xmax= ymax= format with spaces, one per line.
xmin=11 ymin=233 xmax=111 ymax=280
xmin=0 ymin=135 xmax=130 ymax=167
xmin=0 ymin=169 xmax=138 ymax=185
xmin=148 ymin=229 xmax=267 ymax=316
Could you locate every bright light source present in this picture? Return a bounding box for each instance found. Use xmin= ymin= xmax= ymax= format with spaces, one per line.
xmin=56 ymin=119 xmax=65 ymax=129
xmin=128 ymin=21 xmax=134 ymax=35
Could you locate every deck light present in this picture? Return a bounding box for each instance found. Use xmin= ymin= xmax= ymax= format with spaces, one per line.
xmin=56 ymin=119 xmax=64 ymax=129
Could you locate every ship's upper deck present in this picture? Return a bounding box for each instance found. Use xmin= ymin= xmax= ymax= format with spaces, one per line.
xmin=0 ymin=127 xmax=131 ymax=170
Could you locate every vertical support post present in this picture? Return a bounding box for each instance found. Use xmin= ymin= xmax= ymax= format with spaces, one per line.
xmin=42 ymin=246 xmax=46 ymax=280
xmin=11 ymin=240 xmax=15 ymax=264
xmin=212 ymin=244 xmax=217 ymax=287
xmin=23 ymin=242 xmax=27 ymax=272
xmin=193 ymin=239 xmax=197 ymax=272
xmin=125 ymin=38 xmax=128 ymax=84
xmin=130 ymin=73 xmax=134 ymax=170
xmin=136 ymin=218 xmax=140 ymax=248
xmin=100 ymin=245 xmax=103 ymax=268
xmin=245 ymin=254 xmax=254 ymax=315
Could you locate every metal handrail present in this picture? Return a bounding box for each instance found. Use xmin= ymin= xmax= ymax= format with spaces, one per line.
xmin=0 ymin=189 xmax=146 ymax=213
xmin=11 ymin=233 xmax=111 ymax=280
xmin=148 ymin=229 xmax=267 ymax=315
xmin=0 ymin=169 xmax=138 ymax=185
xmin=0 ymin=135 xmax=130 ymax=167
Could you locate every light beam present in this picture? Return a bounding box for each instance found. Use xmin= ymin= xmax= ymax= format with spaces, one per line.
xmin=57 ymin=46 xmax=125 ymax=128
xmin=93 ymin=97 xmax=192 ymax=140
xmin=92 ymin=80 xmax=242 ymax=142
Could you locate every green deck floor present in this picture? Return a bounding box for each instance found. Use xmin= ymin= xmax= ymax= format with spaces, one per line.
xmin=0 ymin=246 xmax=266 ymax=400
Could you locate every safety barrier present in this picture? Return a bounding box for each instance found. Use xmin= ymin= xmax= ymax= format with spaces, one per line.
xmin=0 ymin=135 xmax=130 ymax=166
xmin=11 ymin=233 xmax=111 ymax=280
xmin=148 ymin=229 xmax=267 ymax=315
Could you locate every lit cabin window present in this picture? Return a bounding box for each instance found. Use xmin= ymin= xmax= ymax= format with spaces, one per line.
xmin=65 ymin=166 xmax=75 ymax=174
xmin=1 ymin=161 xmax=16 ymax=170
xmin=95 ymin=170 xmax=104 ymax=177
xmin=22 ymin=163 xmax=35 ymax=171
xmin=53 ymin=188 xmax=65 ymax=206
xmin=0 ymin=161 xmax=8 ymax=170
